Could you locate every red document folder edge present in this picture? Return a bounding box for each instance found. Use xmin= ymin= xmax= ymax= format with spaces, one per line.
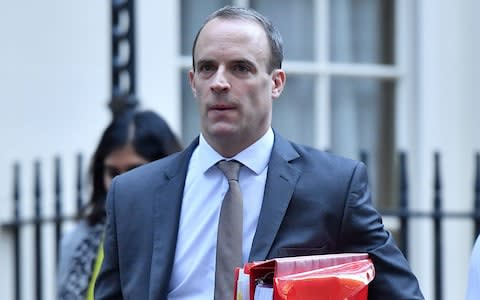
xmin=239 ymin=253 xmax=374 ymax=300
xmin=274 ymin=258 xmax=374 ymax=299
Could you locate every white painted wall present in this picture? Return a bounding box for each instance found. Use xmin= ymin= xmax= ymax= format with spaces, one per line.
xmin=413 ymin=0 xmax=480 ymax=298
xmin=136 ymin=1 xmax=181 ymax=135
xmin=0 ymin=1 xmax=110 ymax=298
xmin=0 ymin=1 xmax=178 ymax=299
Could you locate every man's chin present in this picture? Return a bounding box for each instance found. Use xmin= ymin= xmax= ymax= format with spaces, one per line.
xmin=211 ymin=129 xmax=237 ymax=138
xmin=207 ymin=124 xmax=238 ymax=137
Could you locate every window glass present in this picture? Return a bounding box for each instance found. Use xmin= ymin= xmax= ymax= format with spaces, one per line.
xmin=272 ymin=75 xmax=315 ymax=146
xmin=181 ymin=0 xmax=232 ymax=56
xmin=180 ymin=1 xmax=399 ymax=210
xmin=251 ymin=0 xmax=315 ymax=61
xmin=330 ymin=77 xmax=396 ymax=208
xmin=330 ymin=0 xmax=395 ymax=64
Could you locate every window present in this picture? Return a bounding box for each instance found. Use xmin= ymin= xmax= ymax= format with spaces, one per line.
xmin=179 ymin=0 xmax=404 ymax=209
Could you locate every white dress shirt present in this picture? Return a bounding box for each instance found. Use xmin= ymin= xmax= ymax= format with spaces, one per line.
xmin=167 ymin=128 xmax=274 ymax=299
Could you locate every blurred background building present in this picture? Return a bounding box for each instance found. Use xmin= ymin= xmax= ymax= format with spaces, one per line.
xmin=1 ymin=0 xmax=479 ymax=299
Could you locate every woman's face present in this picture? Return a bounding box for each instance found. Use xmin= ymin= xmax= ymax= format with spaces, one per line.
xmin=103 ymin=144 xmax=149 ymax=190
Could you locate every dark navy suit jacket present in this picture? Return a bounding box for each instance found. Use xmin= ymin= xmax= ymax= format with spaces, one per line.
xmin=95 ymin=133 xmax=424 ymax=299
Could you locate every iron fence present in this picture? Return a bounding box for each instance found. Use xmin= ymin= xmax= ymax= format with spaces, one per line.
xmin=1 ymin=151 xmax=479 ymax=300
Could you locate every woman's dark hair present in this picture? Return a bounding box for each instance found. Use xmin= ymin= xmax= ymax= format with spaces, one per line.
xmin=84 ymin=110 xmax=182 ymax=225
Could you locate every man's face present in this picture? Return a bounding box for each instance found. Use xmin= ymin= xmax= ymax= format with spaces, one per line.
xmin=189 ymin=18 xmax=285 ymax=156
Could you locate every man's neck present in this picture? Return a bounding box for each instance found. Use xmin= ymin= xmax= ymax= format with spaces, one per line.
xmin=202 ymin=129 xmax=270 ymax=158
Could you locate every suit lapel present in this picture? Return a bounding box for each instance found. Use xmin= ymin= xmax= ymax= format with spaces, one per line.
xmin=147 ymin=134 xmax=300 ymax=295
xmin=249 ymin=134 xmax=301 ymax=262
xmin=149 ymin=140 xmax=198 ymax=299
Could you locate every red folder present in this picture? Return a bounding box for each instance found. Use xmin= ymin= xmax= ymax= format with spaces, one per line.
xmin=235 ymin=253 xmax=375 ymax=300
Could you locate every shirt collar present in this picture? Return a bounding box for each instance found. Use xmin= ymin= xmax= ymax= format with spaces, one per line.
xmin=196 ymin=128 xmax=274 ymax=175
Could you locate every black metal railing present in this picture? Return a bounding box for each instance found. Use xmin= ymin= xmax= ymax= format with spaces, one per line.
xmin=374 ymin=152 xmax=480 ymax=300
xmin=1 ymin=151 xmax=479 ymax=300
xmin=34 ymin=161 xmax=43 ymax=300
xmin=12 ymin=163 xmax=21 ymax=300
xmin=3 ymin=154 xmax=85 ymax=300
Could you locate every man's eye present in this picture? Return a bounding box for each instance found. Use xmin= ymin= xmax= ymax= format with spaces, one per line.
xmin=199 ymin=64 xmax=214 ymax=72
xmin=233 ymin=64 xmax=250 ymax=73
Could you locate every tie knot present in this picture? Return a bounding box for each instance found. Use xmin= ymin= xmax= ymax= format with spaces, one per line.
xmin=217 ymin=160 xmax=241 ymax=181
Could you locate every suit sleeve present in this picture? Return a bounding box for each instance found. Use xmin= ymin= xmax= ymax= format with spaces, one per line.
xmin=94 ymin=177 xmax=123 ymax=300
xmin=338 ymin=162 xmax=424 ymax=299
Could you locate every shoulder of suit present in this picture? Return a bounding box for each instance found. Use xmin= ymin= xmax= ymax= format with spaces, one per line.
xmin=115 ymin=150 xmax=188 ymax=185
xmin=287 ymin=140 xmax=359 ymax=165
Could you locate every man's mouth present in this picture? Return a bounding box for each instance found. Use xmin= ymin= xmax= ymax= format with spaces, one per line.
xmin=210 ymin=104 xmax=235 ymax=111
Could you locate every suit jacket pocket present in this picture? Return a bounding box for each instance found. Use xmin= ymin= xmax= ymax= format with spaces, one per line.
xmin=273 ymin=246 xmax=328 ymax=258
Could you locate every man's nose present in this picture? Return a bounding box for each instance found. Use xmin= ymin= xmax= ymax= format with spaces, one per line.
xmin=210 ymin=68 xmax=230 ymax=93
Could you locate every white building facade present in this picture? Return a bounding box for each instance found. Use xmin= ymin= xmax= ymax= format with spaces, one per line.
xmin=0 ymin=1 xmax=479 ymax=299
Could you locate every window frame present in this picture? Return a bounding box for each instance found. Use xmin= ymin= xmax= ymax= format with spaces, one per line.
xmin=177 ymin=0 xmax=413 ymax=152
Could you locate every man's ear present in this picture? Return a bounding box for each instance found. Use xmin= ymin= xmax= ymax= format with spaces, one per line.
xmin=271 ymin=69 xmax=286 ymax=99
xmin=188 ymin=69 xmax=197 ymax=98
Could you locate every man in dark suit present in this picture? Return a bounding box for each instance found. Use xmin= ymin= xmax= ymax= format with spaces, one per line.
xmin=95 ymin=6 xmax=424 ymax=300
